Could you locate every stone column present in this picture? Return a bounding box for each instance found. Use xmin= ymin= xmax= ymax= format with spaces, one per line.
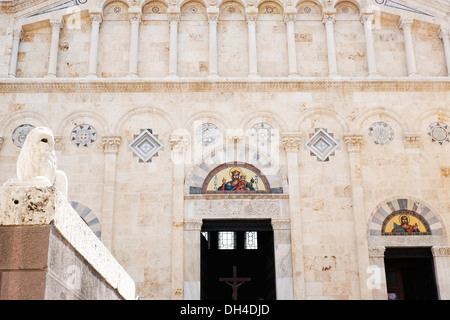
xmin=46 ymin=19 xmax=64 ymax=78
xmin=101 ymin=136 xmax=122 ymax=252
xmin=128 ymin=8 xmax=141 ymax=78
xmin=88 ymin=11 xmax=102 ymax=78
xmin=271 ymin=219 xmax=294 ymax=300
xmin=281 ymin=133 xmax=305 ymax=299
xmin=343 ymin=133 xmax=372 ymax=299
xmin=8 ymin=27 xmax=23 ymax=78
xmin=398 ymin=18 xmax=418 ymax=76
xmin=170 ymin=132 xmax=189 ymax=299
xmin=284 ymin=12 xmax=299 ymax=77
xmin=368 ymin=246 xmax=388 ymax=300
xmin=207 ymin=8 xmax=219 ymax=79
xmin=246 ymin=10 xmax=259 ymax=78
xmin=183 ymin=219 xmax=203 ymax=299
xmin=323 ymin=12 xmax=338 ymax=77
xmin=438 ymin=27 xmax=450 ymax=77
xmin=361 ymin=13 xmax=378 ymax=77
xmin=168 ymin=12 xmax=180 ymax=78
xmin=432 ymin=246 xmax=450 ymax=300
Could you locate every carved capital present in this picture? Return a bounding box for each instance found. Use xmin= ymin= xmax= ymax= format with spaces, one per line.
xmin=398 ymin=18 xmax=413 ymax=30
xmin=49 ymin=19 xmax=64 ymax=30
xmin=343 ymin=133 xmax=363 ymax=152
xmin=432 ymin=246 xmax=450 ymax=257
xmin=102 ymin=136 xmax=122 ymax=154
xmin=12 ymin=27 xmax=23 ymax=41
xmin=90 ymin=12 xmax=103 ymax=24
xmin=183 ymin=219 xmax=203 ymax=231
xmin=167 ymin=12 xmax=180 ymax=23
xmin=170 ymin=133 xmax=190 ymax=152
xmin=368 ymin=246 xmax=386 ymax=259
xmin=0 ymin=137 xmax=4 ymax=152
xmin=271 ymin=218 xmax=291 ymax=230
xmin=438 ymin=26 xmax=450 ymax=40
xmin=282 ymin=133 xmax=303 ymax=152
xmin=54 ymin=135 xmax=62 ymax=151
xmin=246 ymin=14 xmax=258 ymax=23
xmin=207 ymin=13 xmax=219 ymax=23
xmin=360 ymin=13 xmax=374 ymax=25
xmin=322 ymin=12 xmax=335 ymax=25
xmin=284 ymin=13 xmax=296 ymax=24
xmin=129 ymin=14 xmax=142 ymax=24
xmin=404 ymin=132 xmax=420 ymax=148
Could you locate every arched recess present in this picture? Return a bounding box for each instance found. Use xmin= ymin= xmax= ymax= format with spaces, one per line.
xmin=367 ymin=196 xmax=448 ymax=300
xmin=185 ymin=144 xmax=288 ymax=195
xmin=70 ymin=201 xmax=101 ymax=239
xmin=367 ymin=196 xmax=447 ymax=245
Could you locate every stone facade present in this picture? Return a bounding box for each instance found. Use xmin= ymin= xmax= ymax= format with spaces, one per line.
xmin=0 ymin=0 xmax=450 ymax=300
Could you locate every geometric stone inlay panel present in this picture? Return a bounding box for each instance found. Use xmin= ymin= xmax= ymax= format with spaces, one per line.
xmin=195 ymin=123 xmax=221 ymax=146
xmin=368 ymin=122 xmax=394 ymax=145
xmin=427 ymin=122 xmax=449 ymax=145
xmin=250 ymin=122 xmax=275 ymax=146
xmin=306 ymin=128 xmax=339 ymax=161
xmin=70 ymin=124 xmax=97 ymax=148
xmin=129 ymin=129 xmax=163 ymax=163
xmin=12 ymin=124 xmax=35 ymax=148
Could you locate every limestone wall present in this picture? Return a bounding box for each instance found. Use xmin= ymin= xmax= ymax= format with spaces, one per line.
xmin=0 ymin=79 xmax=449 ymax=299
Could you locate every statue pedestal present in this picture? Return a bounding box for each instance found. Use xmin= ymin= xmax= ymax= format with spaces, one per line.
xmin=0 ymin=186 xmax=135 ymax=300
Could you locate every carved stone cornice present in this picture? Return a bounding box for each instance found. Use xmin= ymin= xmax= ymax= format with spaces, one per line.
xmin=0 ymin=78 xmax=449 ymax=94
xmin=102 ymin=136 xmax=122 ymax=154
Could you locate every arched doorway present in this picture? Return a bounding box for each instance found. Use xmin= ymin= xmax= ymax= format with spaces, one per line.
xmin=368 ymin=197 xmax=448 ymax=300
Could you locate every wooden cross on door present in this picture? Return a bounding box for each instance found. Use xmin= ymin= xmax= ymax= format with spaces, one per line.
xmin=219 ymin=266 xmax=251 ymax=300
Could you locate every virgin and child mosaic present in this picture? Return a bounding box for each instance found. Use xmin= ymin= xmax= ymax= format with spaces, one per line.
xmin=382 ymin=211 xmax=431 ymax=235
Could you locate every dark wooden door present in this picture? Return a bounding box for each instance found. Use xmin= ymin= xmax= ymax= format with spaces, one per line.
xmin=201 ymin=219 xmax=276 ymax=300
xmin=385 ymin=247 xmax=438 ymax=300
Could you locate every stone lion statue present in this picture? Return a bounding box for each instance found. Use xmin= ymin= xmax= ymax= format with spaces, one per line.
xmin=4 ymin=126 xmax=68 ymax=198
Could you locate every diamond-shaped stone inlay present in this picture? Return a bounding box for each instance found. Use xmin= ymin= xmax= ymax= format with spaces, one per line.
xmin=306 ymin=128 xmax=339 ymax=161
xmin=129 ymin=129 xmax=163 ymax=163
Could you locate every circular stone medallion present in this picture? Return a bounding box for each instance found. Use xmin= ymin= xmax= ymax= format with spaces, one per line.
xmin=70 ymin=124 xmax=97 ymax=148
xmin=368 ymin=122 xmax=394 ymax=145
xmin=250 ymin=122 xmax=275 ymax=146
xmin=427 ymin=122 xmax=449 ymax=145
xmin=196 ymin=123 xmax=220 ymax=146
xmin=12 ymin=124 xmax=35 ymax=148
